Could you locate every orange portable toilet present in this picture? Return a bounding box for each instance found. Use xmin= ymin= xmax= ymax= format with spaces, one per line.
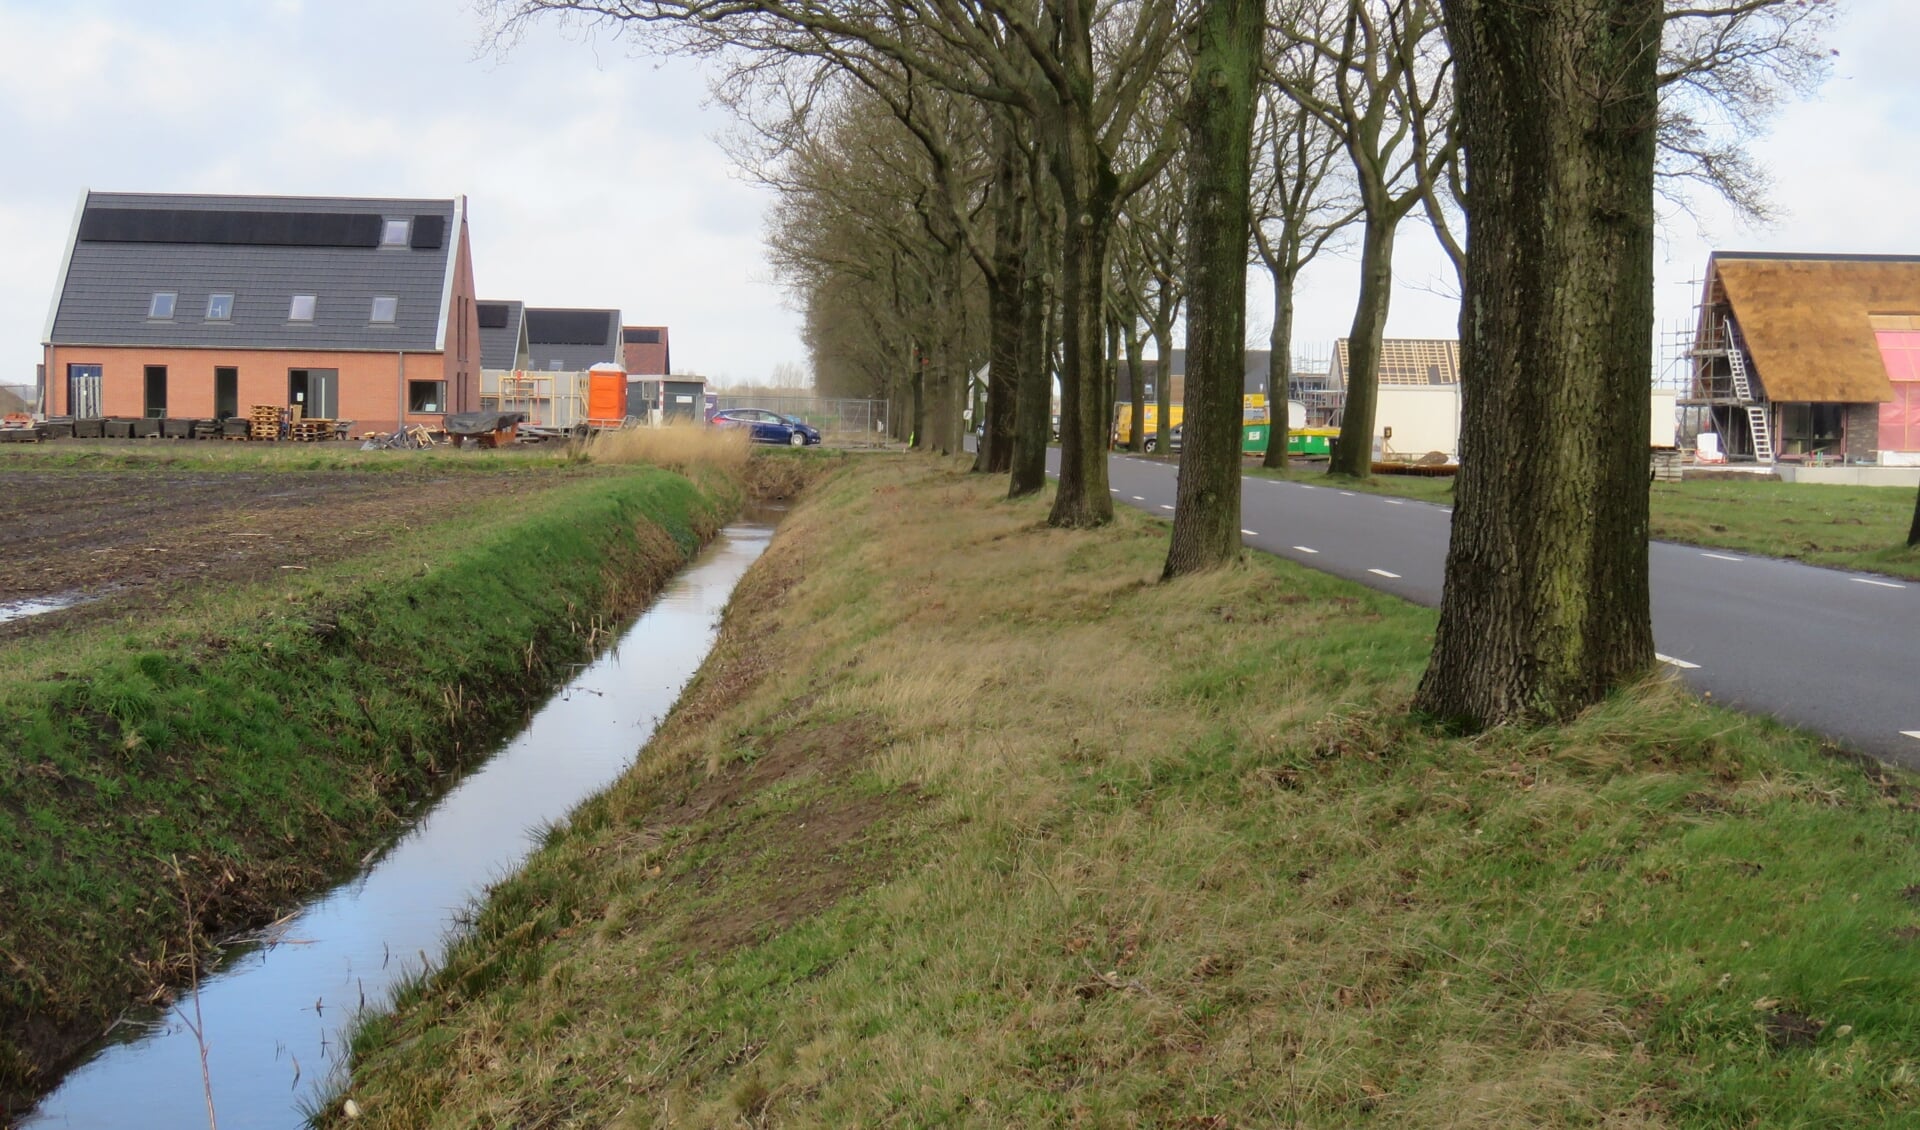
xmin=586 ymin=362 xmax=628 ymax=428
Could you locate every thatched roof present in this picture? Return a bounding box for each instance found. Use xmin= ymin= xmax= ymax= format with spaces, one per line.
xmin=1711 ymin=253 xmax=1918 ymax=404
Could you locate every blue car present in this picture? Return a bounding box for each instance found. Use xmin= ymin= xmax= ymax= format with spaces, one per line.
xmin=709 ymin=408 xmax=821 ymax=446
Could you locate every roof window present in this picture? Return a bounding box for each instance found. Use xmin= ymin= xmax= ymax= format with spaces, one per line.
xmin=206 ymin=293 xmax=233 ymax=321
xmin=370 ymin=296 xmax=398 ymax=324
xmin=148 ymin=292 xmax=176 ymax=319
xmin=381 ymin=218 xmax=411 ymax=247
xmin=289 ymin=294 xmax=317 ymax=322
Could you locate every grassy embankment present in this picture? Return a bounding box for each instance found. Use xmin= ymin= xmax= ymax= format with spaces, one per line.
xmin=1242 ymin=464 xmax=1920 ymax=580
xmin=0 ymin=446 xmax=746 ymax=1113
xmin=334 ymin=457 xmax=1920 ymax=1127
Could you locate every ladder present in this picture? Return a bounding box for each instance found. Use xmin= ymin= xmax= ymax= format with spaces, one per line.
xmin=1722 ymin=318 xmax=1774 ymax=463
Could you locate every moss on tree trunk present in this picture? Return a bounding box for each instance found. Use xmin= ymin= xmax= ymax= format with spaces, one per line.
xmin=1415 ymin=0 xmax=1661 ymax=725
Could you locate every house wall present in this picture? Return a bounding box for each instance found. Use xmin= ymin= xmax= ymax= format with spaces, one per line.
xmin=42 ymin=344 xmax=450 ymax=434
xmin=438 ymin=215 xmax=483 ymax=413
xmin=1844 ymin=402 xmax=1881 ymax=461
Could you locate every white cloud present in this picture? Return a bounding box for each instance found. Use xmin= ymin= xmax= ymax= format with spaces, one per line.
xmin=3 ymin=0 xmax=1913 ymax=398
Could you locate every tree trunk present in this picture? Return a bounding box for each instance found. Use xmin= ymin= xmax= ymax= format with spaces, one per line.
xmin=1010 ymin=233 xmax=1053 ymax=497
xmin=1261 ymin=267 xmax=1295 ymax=470
xmin=1163 ymin=0 xmax=1262 ymax=578
xmin=910 ymin=343 xmax=926 ymax=449
xmin=1045 ymin=104 xmax=1118 ymax=528
xmin=1153 ymin=325 xmax=1174 ymax=455
xmin=1414 ymin=0 xmax=1661 ymax=727
xmin=1124 ymin=321 xmax=1148 ymax=452
xmin=979 ymin=267 xmax=1022 ymax=473
xmin=1330 ymin=210 xmax=1395 ymax=478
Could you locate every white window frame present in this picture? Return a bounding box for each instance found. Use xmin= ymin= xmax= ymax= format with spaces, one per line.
xmin=370 ymin=295 xmax=398 ymax=324
xmin=289 ymin=294 xmax=317 ymax=322
xmin=205 ymin=293 xmax=234 ymax=321
xmin=148 ymin=292 xmax=176 ymax=319
xmin=381 ymin=218 xmax=411 ymax=247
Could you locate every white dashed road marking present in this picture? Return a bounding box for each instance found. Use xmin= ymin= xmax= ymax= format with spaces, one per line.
xmin=1160 ymin=504 xmax=1175 ymax=511
xmin=1340 ymin=491 xmax=1356 ymax=497
xmin=1701 ymin=552 xmax=1742 ymax=562
xmin=1293 ymin=546 xmax=1319 ymax=554
xmin=1368 ymin=568 xmax=1401 ymax=579
xmin=1656 ymin=653 xmax=1702 ymax=670
xmin=1901 ymin=731 xmax=1920 ymax=741
xmin=1241 ymin=529 xmax=1258 ymax=537
xmin=1386 ymin=499 xmax=1404 ymax=505
xmin=1131 ymin=496 xmax=1146 ymax=501
xmin=1854 ymin=578 xmax=1906 ymax=589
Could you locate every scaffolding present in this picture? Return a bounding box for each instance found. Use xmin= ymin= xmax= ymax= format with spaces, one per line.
xmin=482 ymin=370 xmax=588 ymax=430
xmin=1662 ymin=283 xmax=1774 ymax=465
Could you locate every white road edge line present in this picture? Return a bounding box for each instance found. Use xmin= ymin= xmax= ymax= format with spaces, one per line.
xmin=1902 ymin=730 xmax=1920 ymax=741
xmin=1368 ymin=568 xmax=1401 ymax=579
xmin=1340 ymin=491 xmax=1356 ymax=497
xmin=1131 ymin=495 xmax=1146 ymax=501
xmin=1854 ymin=578 xmax=1906 ymax=589
xmin=1292 ymin=546 xmax=1319 ymax=554
xmin=1386 ymin=499 xmax=1404 ymax=505
xmin=1160 ymin=504 xmax=1175 ymax=511
xmin=1241 ymin=529 xmax=1258 ymax=536
xmin=1109 ymin=488 xmax=1120 ymax=493
xmin=1656 ymin=653 xmax=1702 ymax=670
xmin=1701 ymin=552 xmax=1742 ymax=562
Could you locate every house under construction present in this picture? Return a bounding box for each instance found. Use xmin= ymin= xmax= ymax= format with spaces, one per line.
xmin=1681 ymin=252 xmax=1920 ymax=466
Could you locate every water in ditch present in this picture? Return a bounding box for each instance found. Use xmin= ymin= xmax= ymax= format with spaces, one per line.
xmin=22 ymin=520 xmax=776 ymax=1129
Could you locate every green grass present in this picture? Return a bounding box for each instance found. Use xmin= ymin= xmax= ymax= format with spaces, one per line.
xmin=1245 ymin=464 xmax=1920 ymax=579
xmin=0 ymin=465 xmax=735 ymax=1111
xmin=326 ymin=460 xmax=1920 ymax=1128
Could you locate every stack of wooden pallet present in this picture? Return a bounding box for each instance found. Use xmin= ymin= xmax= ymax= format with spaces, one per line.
xmin=289 ymin=417 xmax=334 ymax=443
xmin=248 ymin=405 xmax=281 ymax=440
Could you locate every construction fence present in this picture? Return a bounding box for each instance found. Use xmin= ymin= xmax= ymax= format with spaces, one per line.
xmin=712 ymin=395 xmax=890 ymax=441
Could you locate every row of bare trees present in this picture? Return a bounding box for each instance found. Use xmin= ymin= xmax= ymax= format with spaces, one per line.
xmin=485 ymin=0 xmax=1836 ymax=727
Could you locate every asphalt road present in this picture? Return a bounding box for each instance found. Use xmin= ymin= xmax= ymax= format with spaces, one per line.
xmin=1056 ymin=451 xmax=1920 ymax=771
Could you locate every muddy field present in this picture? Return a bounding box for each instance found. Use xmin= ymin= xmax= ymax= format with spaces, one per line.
xmin=0 ymin=464 xmax=574 ymax=640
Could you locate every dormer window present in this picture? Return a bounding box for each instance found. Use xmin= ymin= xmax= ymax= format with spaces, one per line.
xmin=370 ymin=296 xmax=397 ymax=323
xmin=289 ymin=294 xmax=316 ymax=322
xmin=148 ymin=292 xmax=176 ymax=319
xmin=206 ymin=293 xmax=233 ymax=321
xmin=381 ymin=219 xmax=410 ymax=247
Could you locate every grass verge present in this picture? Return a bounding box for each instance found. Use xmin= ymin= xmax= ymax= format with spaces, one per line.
xmin=1244 ymin=463 xmax=1920 ymax=580
xmin=330 ymin=458 xmax=1920 ymax=1127
xmin=0 ymin=465 xmax=735 ymax=1115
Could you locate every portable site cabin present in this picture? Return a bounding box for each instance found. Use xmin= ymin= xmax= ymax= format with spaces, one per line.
xmin=1684 ymin=252 xmax=1920 ymax=466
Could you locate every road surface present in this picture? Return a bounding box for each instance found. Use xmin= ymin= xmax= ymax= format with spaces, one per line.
xmin=1066 ymin=451 xmax=1920 ymax=771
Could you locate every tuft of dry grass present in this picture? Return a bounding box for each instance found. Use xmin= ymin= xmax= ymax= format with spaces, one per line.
xmin=588 ymin=423 xmax=752 ymax=474
xmin=329 ymin=458 xmax=1920 ymax=1129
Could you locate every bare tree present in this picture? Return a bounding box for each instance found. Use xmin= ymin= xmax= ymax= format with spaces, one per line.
xmin=481 ymin=0 xmax=1190 ymax=526
xmin=1658 ymin=0 xmax=1838 ymax=223
xmin=1276 ymin=0 xmax=1455 ymax=480
xmin=1252 ymin=19 xmax=1360 ymax=470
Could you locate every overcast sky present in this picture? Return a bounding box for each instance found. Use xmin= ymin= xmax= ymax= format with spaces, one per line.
xmin=2 ymin=0 xmax=1913 ymax=396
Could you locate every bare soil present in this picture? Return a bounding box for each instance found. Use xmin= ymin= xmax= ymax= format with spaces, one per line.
xmin=0 ymin=467 xmax=575 ymax=640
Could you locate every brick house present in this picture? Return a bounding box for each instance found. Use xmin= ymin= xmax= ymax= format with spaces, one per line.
xmin=622 ymin=325 xmax=670 ymax=375
xmin=40 ymin=191 xmax=482 ymax=435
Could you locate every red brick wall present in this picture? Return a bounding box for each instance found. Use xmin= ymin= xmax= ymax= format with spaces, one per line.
xmin=42 ymin=344 xmax=452 ymax=435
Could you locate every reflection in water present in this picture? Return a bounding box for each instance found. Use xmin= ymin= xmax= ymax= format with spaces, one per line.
xmin=23 ymin=524 xmax=774 ymax=1129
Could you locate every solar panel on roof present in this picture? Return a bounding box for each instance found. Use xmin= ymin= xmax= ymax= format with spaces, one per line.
xmin=410 ymin=214 xmax=446 ymax=250
xmin=477 ymin=303 xmax=510 ymax=329
xmin=78 ymin=208 xmax=385 ymax=248
xmin=527 ymin=310 xmax=614 ymax=346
